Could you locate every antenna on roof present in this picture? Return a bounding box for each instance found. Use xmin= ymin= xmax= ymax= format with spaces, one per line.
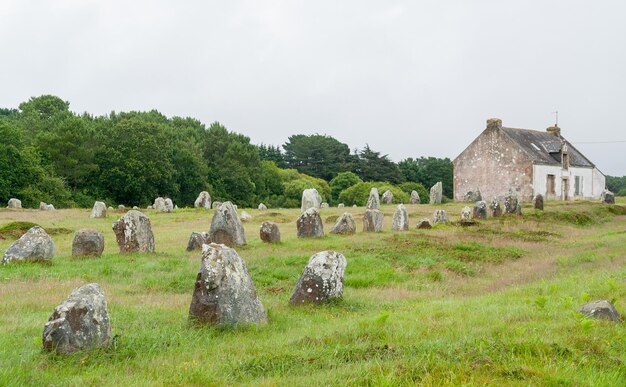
xmin=552 ymin=111 xmax=558 ymax=126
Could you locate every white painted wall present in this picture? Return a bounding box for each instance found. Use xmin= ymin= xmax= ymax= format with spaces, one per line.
xmin=532 ymin=164 xmax=604 ymax=200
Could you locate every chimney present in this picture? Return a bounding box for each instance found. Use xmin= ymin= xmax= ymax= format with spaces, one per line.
xmin=486 ymin=118 xmax=502 ymax=131
xmin=546 ymin=125 xmax=561 ymax=136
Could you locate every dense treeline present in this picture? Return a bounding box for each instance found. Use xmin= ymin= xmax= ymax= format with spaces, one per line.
xmin=1 ymin=95 xmax=458 ymax=208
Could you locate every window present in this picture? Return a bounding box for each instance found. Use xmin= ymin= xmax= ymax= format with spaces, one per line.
xmin=547 ymin=174 xmax=556 ymax=195
xmin=575 ymin=176 xmax=583 ymax=196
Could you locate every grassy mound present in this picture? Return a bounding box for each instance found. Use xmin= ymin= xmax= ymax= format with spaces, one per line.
xmin=0 ymin=221 xmax=73 ymax=239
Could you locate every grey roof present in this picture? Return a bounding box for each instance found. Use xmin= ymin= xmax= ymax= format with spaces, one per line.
xmin=501 ymin=127 xmax=595 ymax=168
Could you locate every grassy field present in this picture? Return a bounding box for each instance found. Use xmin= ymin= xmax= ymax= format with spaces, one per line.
xmin=1 ymin=200 xmax=625 ymax=385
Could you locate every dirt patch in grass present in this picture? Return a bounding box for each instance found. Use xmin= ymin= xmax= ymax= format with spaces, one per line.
xmin=257 ymin=212 xmax=293 ymax=223
xmin=324 ymin=215 xmax=339 ymax=224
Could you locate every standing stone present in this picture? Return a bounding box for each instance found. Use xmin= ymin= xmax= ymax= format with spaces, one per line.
xmin=153 ymin=197 xmax=166 ymax=212
xmin=2 ymin=226 xmax=55 ymax=264
xmin=432 ymin=209 xmax=448 ymax=225
xmin=7 ymin=198 xmax=22 ymax=209
xmin=473 ymin=201 xmax=487 ymax=220
xmin=194 ymin=191 xmax=212 ymax=209
xmin=320 ymin=202 xmax=329 ymax=209
xmin=189 ymin=243 xmax=266 ymax=325
xmin=112 ymin=210 xmax=155 ymax=253
xmin=132 ymin=206 xmax=139 ymax=210
xmin=301 ymin=188 xmax=323 ymax=212
xmin=208 ymin=201 xmax=246 ymax=247
xmin=39 ymin=201 xmax=48 ymax=210
xmin=330 ymin=213 xmax=356 ymax=235
xmin=72 ymin=229 xmax=105 ymax=257
xmin=42 ymin=283 xmax=111 ymax=354
xmin=240 ymin=211 xmax=252 ymax=221
xmin=289 ymin=251 xmax=347 ymax=305
xmin=490 ymin=198 xmax=503 ymax=217
xmin=46 ymin=204 xmax=55 ymax=211
xmin=164 ymin=198 xmax=174 ymax=213
xmin=578 ymin=300 xmax=621 ymax=322
xmin=416 ymin=218 xmax=432 ymax=229
xmin=260 ymin=221 xmax=281 ymax=243
xmin=337 ymin=203 xmax=345 ymax=208
xmin=533 ymin=194 xmax=544 ymax=210
xmin=463 ymin=189 xmax=482 ymax=202
xmin=504 ymin=191 xmax=522 ymax=214
xmin=410 ymin=191 xmax=421 ymax=204
xmin=601 ymin=190 xmax=615 ymax=204
xmin=212 ymin=201 xmax=222 ymax=209
xmin=297 ymin=208 xmax=324 ymax=238
xmin=258 ymin=203 xmax=267 ymax=211
xmin=186 ymin=232 xmax=210 ymax=252
xmin=363 ymin=209 xmax=384 ymax=232
xmin=460 ymin=206 xmax=472 ymax=221
xmin=381 ymin=190 xmax=393 ymax=204
xmin=429 ymin=182 xmax=442 ymax=204
xmin=117 ymin=204 xmax=125 ymax=210
xmin=392 ymin=204 xmax=409 ymax=231
xmin=366 ymin=187 xmax=380 ymax=209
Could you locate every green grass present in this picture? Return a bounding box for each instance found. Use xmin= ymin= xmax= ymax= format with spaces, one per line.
xmin=1 ymin=201 xmax=625 ymax=385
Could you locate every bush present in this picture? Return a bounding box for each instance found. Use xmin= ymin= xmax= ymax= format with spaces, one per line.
xmin=329 ymin=172 xmax=362 ymax=202
xmin=338 ymin=182 xmax=410 ymax=206
xmin=398 ymin=182 xmax=429 ymax=203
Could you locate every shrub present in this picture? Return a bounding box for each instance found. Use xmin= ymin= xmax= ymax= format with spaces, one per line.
xmin=329 ymin=172 xmax=362 ymax=202
xmin=338 ymin=182 xmax=409 ymax=206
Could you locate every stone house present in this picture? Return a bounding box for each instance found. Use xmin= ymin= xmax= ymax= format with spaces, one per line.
xmin=453 ymin=118 xmax=605 ymax=202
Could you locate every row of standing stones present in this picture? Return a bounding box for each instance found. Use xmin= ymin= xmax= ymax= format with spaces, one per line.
xmin=2 ymin=186 xmax=621 ymax=354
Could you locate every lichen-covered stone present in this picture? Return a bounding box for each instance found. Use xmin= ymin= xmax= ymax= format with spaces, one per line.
xmin=240 ymin=211 xmax=252 ymax=222
xmin=410 ymin=191 xmax=420 ymax=204
xmin=260 ymin=221 xmax=281 ymax=243
xmin=297 ymin=208 xmax=324 ymax=238
xmin=258 ymin=203 xmax=267 ymax=211
xmin=504 ymin=191 xmax=522 ymax=214
xmin=601 ymin=190 xmax=615 ymax=204
xmin=164 ymin=198 xmax=174 ymax=213
xmin=208 ymin=201 xmax=246 ymax=247
xmin=432 ymin=209 xmax=448 ymax=224
xmin=187 ymin=232 xmax=210 ymax=252
xmin=189 ymin=244 xmax=266 ymax=325
xmin=366 ymin=188 xmax=380 ymax=209
xmin=463 ymin=189 xmax=482 ymax=202
xmin=42 ymin=283 xmax=111 ymax=354
xmin=429 ymin=182 xmax=442 ymax=204
xmin=90 ymin=201 xmax=107 ymax=218
xmin=416 ymin=218 xmax=432 ymax=229
xmin=460 ymin=206 xmax=472 ymax=221
xmin=473 ymin=201 xmax=487 ymax=220
xmin=337 ymin=203 xmax=345 ymax=208
xmin=289 ymin=251 xmax=347 ymax=305
xmin=392 ymin=204 xmax=409 ymax=231
xmin=2 ymin=226 xmax=55 ymax=264
xmin=112 ymin=210 xmax=155 ymax=253
xmin=330 ymin=213 xmax=356 ymax=235
xmin=363 ymin=209 xmax=384 ymax=232
xmin=533 ymin=194 xmax=544 ymax=210
xmin=195 ymin=191 xmax=211 ymax=209
xmin=7 ymin=198 xmax=22 ymax=209
xmin=490 ymin=198 xmax=503 ymax=217
xmin=40 ymin=202 xmax=55 ymax=211
xmin=578 ymin=300 xmax=621 ymax=322
xmin=72 ymin=229 xmax=104 ymax=257
xmin=212 ymin=201 xmax=222 ymax=209
xmin=381 ymin=190 xmax=393 ymax=204
xmin=301 ymin=189 xmax=322 ymax=212
xmin=320 ymin=202 xmax=329 ymax=209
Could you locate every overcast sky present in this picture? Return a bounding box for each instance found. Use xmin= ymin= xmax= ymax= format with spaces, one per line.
xmin=1 ymin=1 xmax=625 ymax=175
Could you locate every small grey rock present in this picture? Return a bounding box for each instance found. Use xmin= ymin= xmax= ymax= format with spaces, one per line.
xmin=330 ymin=213 xmax=356 ymax=235
xmin=72 ymin=229 xmax=104 ymax=257
xmin=381 ymin=190 xmax=393 ymax=204
xmin=297 ymin=208 xmax=324 ymax=238
xmin=258 ymin=203 xmax=267 ymax=211
xmin=473 ymin=201 xmax=487 ymax=220
xmin=260 ymin=221 xmax=281 ymax=243
xmin=578 ymin=300 xmax=621 ymax=322
xmin=187 ymin=232 xmax=210 ymax=252
xmin=490 ymin=198 xmax=502 ymax=217
xmin=433 ymin=209 xmax=448 ymax=225
xmin=601 ymin=190 xmax=615 ymax=205
xmin=90 ymin=201 xmax=107 ymax=218
xmin=460 ymin=206 xmax=472 ymax=221
xmin=533 ymin=194 xmax=544 ymax=210
xmin=2 ymin=226 xmax=55 ymax=264
xmin=410 ymin=191 xmax=420 ymax=204
xmin=289 ymin=251 xmax=347 ymax=305
xmin=112 ymin=210 xmax=155 ymax=253
xmin=195 ymin=191 xmax=212 ymax=209
xmin=240 ymin=211 xmax=252 ymax=221
xmin=7 ymin=198 xmax=22 ymax=209
xmin=416 ymin=218 xmax=432 ymax=229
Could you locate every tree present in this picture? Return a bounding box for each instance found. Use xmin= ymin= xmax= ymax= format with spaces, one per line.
xmin=354 ymin=145 xmax=404 ymax=184
xmin=329 ymin=172 xmax=362 ymax=202
xmin=282 ymin=134 xmax=353 ymax=181
xmin=258 ymin=144 xmax=287 ymax=168
xmin=399 ymin=157 xmax=453 ymax=198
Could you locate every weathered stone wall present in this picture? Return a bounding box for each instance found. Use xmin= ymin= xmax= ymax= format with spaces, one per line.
xmin=454 ymin=120 xmax=534 ymax=202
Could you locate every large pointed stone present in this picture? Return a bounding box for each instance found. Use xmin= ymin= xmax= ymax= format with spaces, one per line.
xmin=381 ymin=190 xmax=393 ymax=204
xmin=42 ymin=283 xmax=111 ymax=354
xmin=392 ymin=204 xmax=409 ymax=231
xmin=330 ymin=213 xmax=356 ymax=235
xmin=2 ymin=226 xmax=54 ymax=264
xmin=363 ymin=209 xmax=384 ymax=232
xmin=194 ymin=191 xmax=212 ymax=209
xmin=189 ymin=244 xmax=266 ymax=325
xmin=297 ymin=208 xmax=324 ymax=238
xmin=366 ymin=187 xmax=380 ymax=209
xmin=187 ymin=232 xmax=210 ymax=251
xmin=112 ymin=210 xmax=155 ymax=253
xmin=301 ymin=188 xmax=322 ymax=213
xmin=90 ymin=201 xmax=107 ymax=218
xmin=208 ymin=201 xmax=246 ymax=247
xmin=429 ymin=182 xmax=442 ymax=204
xmin=289 ymin=251 xmax=347 ymax=305
xmin=410 ymin=191 xmax=420 ymax=204
xmin=260 ymin=221 xmax=281 ymax=243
